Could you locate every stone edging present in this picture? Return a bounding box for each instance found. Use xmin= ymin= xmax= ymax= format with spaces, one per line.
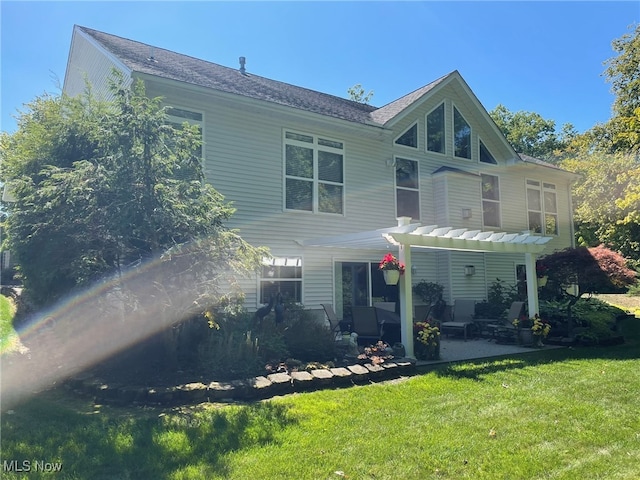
xmin=65 ymin=358 xmax=417 ymax=406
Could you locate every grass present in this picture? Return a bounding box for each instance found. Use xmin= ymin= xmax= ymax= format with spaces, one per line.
xmin=2 ymin=332 xmax=640 ymax=479
xmin=2 ymin=296 xmax=639 ymax=479
xmin=0 ymin=294 xmax=20 ymax=354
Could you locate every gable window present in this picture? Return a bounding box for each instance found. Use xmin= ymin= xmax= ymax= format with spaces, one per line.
xmin=167 ymin=107 xmax=203 ymax=180
xmin=395 ymin=123 xmax=418 ymax=148
xmin=426 ymin=103 xmax=445 ymax=154
xmin=479 ymin=139 xmax=497 ymax=165
xmin=454 ymin=107 xmax=471 ymax=159
xmin=285 ymin=131 xmax=344 ymax=214
xmin=260 ymin=257 xmax=302 ymax=304
xmin=481 ymin=173 xmax=500 ymax=227
xmin=396 ymin=157 xmax=420 ymax=220
xmin=527 ymin=180 xmax=558 ymax=235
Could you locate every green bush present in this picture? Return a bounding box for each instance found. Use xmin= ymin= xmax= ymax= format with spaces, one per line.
xmin=282 ymin=304 xmax=335 ymax=362
xmin=475 ymin=278 xmax=522 ymax=319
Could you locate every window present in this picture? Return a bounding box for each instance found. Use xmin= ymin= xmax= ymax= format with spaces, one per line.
xmin=167 ymin=107 xmax=203 ymax=180
xmin=481 ymin=174 xmax=500 ymax=227
xmin=479 ymin=140 xmax=497 ymax=164
xmin=527 ymin=180 xmax=558 ymax=234
xmin=395 ymin=123 xmax=418 ymax=148
xmin=453 ymin=107 xmax=471 ymax=159
xmin=260 ymin=257 xmax=302 ymax=304
xmin=426 ymin=103 xmax=445 ymax=154
xmin=396 ymin=157 xmax=420 ymax=220
xmin=285 ymin=131 xmax=344 ymax=214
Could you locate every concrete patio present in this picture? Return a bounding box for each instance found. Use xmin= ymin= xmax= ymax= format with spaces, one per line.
xmin=415 ymin=336 xmax=563 ymax=366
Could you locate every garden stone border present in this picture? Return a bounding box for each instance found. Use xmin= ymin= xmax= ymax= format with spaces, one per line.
xmin=65 ymin=358 xmax=417 ymax=406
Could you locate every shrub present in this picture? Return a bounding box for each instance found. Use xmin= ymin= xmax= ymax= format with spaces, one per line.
xmin=283 ymin=304 xmax=335 ymax=362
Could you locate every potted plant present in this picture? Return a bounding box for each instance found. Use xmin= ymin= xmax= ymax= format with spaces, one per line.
xmin=379 ymin=252 xmax=405 ymax=285
xmin=531 ymin=314 xmax=551 ymax=347
xmin=357 ymin=341 xmax=394 ymax=365
xmin=513 ymin=314 xmax=550 ymax=347
xmin=413 ymin=321 xmax=440 ymax=360
xmin=536 ymin=262 xmax=549 ymax=287
xmin=413 ymin=280 xmax=444 ymax=305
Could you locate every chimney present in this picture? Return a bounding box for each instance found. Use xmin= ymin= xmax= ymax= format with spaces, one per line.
xmin=239 ymin=56 xmax=246 ymax=75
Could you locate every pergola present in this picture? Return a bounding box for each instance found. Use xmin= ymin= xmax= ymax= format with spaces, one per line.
xmin=304 ymin=217 xmax=553 ymax=357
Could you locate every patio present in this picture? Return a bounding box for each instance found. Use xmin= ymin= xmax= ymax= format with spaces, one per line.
xmin=415 ymin=336 xmax=563 ymax=366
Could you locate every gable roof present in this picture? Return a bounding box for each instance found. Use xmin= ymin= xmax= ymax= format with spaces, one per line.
xmin=75 ymin=26 xmax=466 ymax=129
xmin=76 ymin=26 xmax=380 ymax=125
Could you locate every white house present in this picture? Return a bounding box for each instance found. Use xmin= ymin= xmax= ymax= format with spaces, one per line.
xmin=63 ymin=26 xmax=577 ymax=355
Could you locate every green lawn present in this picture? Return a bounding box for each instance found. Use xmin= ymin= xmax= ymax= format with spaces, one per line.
xmin=2 ymin=323 xmax=640 ymax=479
xmin=0 ymin=294 xmax=20 ymax=354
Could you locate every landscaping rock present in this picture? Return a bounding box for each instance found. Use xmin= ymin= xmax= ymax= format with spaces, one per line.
xmin=310 ymin=368 xmax=334 ymax=386
xmin=328 ymin=367 xmax=353 ymax=386
xmin=347 ymin=364 xmax=370 ymax=383
xmin=290 ymin=371 xmax=315 ymax=391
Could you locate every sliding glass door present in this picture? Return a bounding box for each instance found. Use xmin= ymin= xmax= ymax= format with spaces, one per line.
xmin=334 ymin=261 xmax=398 ymax=321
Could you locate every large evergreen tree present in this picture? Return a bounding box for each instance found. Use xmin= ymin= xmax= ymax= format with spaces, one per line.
xmin=0 ymin=75 xmax=266 ymax=310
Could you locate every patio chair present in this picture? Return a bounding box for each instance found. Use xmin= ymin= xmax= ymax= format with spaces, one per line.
xmin=441 ymin=299 xmax=477 ymax=341
xmin=414 ymin=305 xmax=431 ymax=323
xmin=351 ymin=306 xmax=383 ymax=345
xmin=486 ymin=301 xmax=525 ymax=343
xmin=321 ymin=304 xmax=346 ymax=338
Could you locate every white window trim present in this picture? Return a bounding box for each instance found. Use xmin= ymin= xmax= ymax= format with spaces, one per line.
xmin=478 ymin=137 xmax=498 ymax=166
xmin=452 ymin=104 xmax=472 ymax=161
xmin=395 ymin=155 xmax=421 ymax=221
xmin=481 ymin=173 xmax=501 ymax=228
xmin=283 ymin=129 xmax=345 ymax=215
xmin=526 ymin=178 xmax=558 ymax=236
xmin=425 ymin=102 xmax=447 ymax=156
xmin=394 ymin=122 xmax=419 ymax=150
xmin=258 ymin=256 xmax=303 ymax=306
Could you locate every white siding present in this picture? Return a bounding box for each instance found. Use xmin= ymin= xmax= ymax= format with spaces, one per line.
xmin=63 ymin=28 xmax=130 ymax=99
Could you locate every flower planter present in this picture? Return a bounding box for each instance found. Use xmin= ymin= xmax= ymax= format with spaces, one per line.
xmin=518 ymin=328 xmax=534 ymax=346
xmin=414 ymin=339 xmax=440 ymax=360
xmin=383 ymin=270 xmax=400 ymax=285
xmin=537 ymin=275 xmax=548 ymax=287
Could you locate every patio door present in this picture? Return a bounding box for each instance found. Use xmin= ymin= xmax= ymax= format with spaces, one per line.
xmin=334 ymin=261 xmax=398 ymax=321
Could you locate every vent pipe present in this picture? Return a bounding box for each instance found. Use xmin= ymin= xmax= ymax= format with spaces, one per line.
xmin=239 ymin=56 xmax=246 ymax=74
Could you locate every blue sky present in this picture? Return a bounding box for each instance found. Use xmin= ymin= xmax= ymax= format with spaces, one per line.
xmin=1 ymin=1 xmax=638 ymax=134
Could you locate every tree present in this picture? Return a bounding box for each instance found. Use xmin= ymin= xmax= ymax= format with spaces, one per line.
xmin=489 ymin=104 xmax=575 ymax=161
xmin=539 ymin=245 xmax=637 ymax=333
xmin=0 ymin=75 xmax=267 ymax=311
xmin=347 ymin=84 xmax=374 ymax=104
xmin=559 ymin=151 xmax=640 ymax=264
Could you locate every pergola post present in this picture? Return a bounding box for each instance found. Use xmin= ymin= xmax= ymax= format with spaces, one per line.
xmin=525 ymin=252 xmax=540 ymax=317
xmin=398 ymin=242 xmax=414 ymax=358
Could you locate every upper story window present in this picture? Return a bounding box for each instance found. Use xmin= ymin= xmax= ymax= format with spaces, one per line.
xmin=395 ymin=123 xmax=418 ymax=148
xmin=453 ymin=107 xmax=471 ymax=159
xmin=479 ymin=139 xmax=497 ymax=165
xmin=527 ymin=179 xmax=558 ymax=235
xmin=396 ymin=157 xmax=420 ymax=220
xmin=481 ymin=173 xmax=501 ymax=227
xmin=284 ymin=131 xmax=344 ymax=214
xmin=426 ymin=103 xmax=445 ymax=154
xmin=166 ymin=107 xmax=204 ymax=180
xmin=260 ymin=257 xmax=302 ymax=304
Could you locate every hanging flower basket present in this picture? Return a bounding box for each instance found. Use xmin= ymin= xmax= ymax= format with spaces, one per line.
xmin=383 ymin=270 xmax=400 ymax=285
xmin=538 ymin=275 xmax=548 ymax=287
xmin=379 ymin=253 xmax=405 ymax=285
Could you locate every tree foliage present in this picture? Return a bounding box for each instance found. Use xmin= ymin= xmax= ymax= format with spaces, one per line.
xmin=0 ymin=75 xmax=267 ymax=310
xmin=489 ymin=104 xmax=575 ymax=161
xmin=559 ymin=151 xmax=640 ymax=263
xmin=539 ymin=245 xmax=637 ymax=332
xmin=347 ymin=84 xmax=374 ymax=104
